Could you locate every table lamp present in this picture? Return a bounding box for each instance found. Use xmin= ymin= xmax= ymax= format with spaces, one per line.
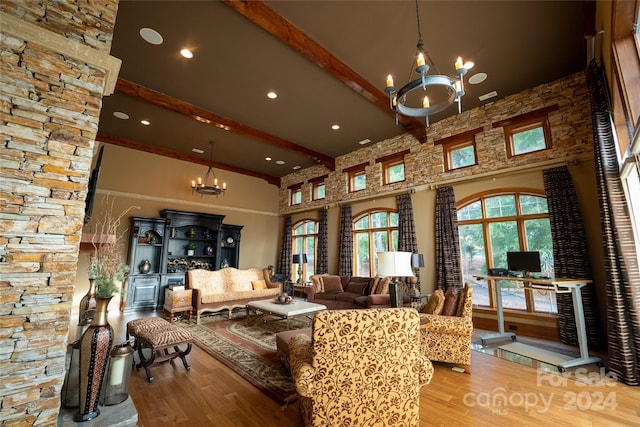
xmin=410 ymin=253 xmax=424 ymax=295
xmin=377 ymin=251 xmax=414 ymax=307
xmin=292 ymin=253 xmax=308 ymax=285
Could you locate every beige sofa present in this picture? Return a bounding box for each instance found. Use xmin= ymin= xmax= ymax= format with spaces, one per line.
xmin=186 ymin=267 xmax=282 ymax=323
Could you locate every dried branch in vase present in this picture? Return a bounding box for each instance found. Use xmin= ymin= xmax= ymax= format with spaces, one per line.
xmin=87 ymin=195 xmax=140 ymax=298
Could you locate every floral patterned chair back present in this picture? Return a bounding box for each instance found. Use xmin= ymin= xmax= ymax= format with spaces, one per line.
xmin=289 ymin=308 xmax=434 ymax=427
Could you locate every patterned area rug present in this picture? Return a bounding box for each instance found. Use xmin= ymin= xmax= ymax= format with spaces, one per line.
xmin=176 ymin=311 xmax=310 ymax=404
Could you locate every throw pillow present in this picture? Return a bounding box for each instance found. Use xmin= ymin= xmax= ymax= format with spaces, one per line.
xmin=456 ymin=284 xmax=470 ymax=317
xmin=322 ymin=275 xmax=343 ymax=292
xmin=375 ymin=277 xmax=391 ymax=294
xmin=441 ymin=286 xmax=461 ymax=316
xmin=423 ymin=290 xmax=445 ymax=315
xmin=344 ymin=280 xmax=369 ymax=295
xmin=251 ymin=279 xmax=267 ymax=290
xmin=369 ymin=276 xmax=382 ymax=294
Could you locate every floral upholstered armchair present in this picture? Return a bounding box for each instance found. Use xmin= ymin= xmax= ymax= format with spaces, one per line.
xmin=419 ymin=282 xmax=473 ymax=373
xmin=288 ymin=308 xmax=434 ymax=427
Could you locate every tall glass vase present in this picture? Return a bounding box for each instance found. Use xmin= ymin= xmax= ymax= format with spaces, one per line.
xmin=74 ymin=296 xmax=113 ymax=422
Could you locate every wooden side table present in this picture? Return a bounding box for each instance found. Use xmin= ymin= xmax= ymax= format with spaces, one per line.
xmin=163 ymin=288 xmax=193 ymax=324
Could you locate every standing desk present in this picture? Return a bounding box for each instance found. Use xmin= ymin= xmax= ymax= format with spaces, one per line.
xmin=475 ymin=275 xmax=601 ymax=371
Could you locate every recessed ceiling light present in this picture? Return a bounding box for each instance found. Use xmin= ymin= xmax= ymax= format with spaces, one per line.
xmin=479 ymin=91 xmax=498 ymax=101
xmin=180 ymin=48 xmax=193 ymax=59
xmin=267 ymin=91 xmax=277 ymax=99
xmin=139 ymin=28 xmax=163 ymax=45
xmin=358 ymin=138 xmax=371 ymax=145
xmin=468 ymin=72 xmax=487 ymax=85
xmin=140 ymin=120 xmax=150 ymax=126
xmin=275 ymin=160 xmax=285 ymax=165
xmin=192 ymin=148 xmax=204 ymax=154
xmin=331 ymin=124 xmax=340 ymax=130
xmin=265 ymin=157 xmax=272 ymax=161
xmin=113 ymin=111 xmax=129 ymax=120
xmin=215 ymin=123 xmax=230 ymax=131
xmin=292 ymin=165 xmax=301 ymax=170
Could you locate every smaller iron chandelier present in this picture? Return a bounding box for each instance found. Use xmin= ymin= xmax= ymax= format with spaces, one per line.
xmin=191 ymin=141 xmax=226 ymax=197
xmin=385 ymin=0 xmax=474 ymax=127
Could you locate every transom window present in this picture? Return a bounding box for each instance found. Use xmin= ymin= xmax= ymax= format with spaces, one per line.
xmin=505 ymin=118 xmax=552 ymax=156
xmin=290 ymin=186 xmax=302 ymax=206
xmin=344 ymin=163 xmax=368 ymax=193
xmin=435 ymin=127 xmax=482 ymax=171
xmin=310 ymin=175 xmax=327 ymax=201
xmin=457 ymin=190 xmax=556 ymax=314
xmin=353 ymin=209 xmax=399 ymax=277
xmin=384 ymin=159 xmax=405 ymax=184
xmin=292 ymin=219 xmax=317 ymax=282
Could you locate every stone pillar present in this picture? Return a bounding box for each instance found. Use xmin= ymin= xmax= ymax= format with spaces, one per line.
xmin=0 ymin=1 xmax=120 ymax=425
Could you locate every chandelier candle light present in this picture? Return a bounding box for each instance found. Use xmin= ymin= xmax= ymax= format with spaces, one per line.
xmin=191 ymin=140 xmax=227 ymax=197
xmin=385 ymin=0 xmax=474 ymax=127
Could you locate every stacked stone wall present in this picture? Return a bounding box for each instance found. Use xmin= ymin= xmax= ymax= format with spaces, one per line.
xmin=279 ymin=72 xmax=593 ymax=213
xmin=0 ymin=1 xmax=118 ymax=425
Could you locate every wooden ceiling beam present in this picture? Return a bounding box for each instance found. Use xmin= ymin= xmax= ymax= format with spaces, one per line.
xmin=96 ymin=133 xmax=282 ymax=186
xmin=226 ymin=0 xmax=428 ymax=143
xmin=114 ymin=78 xmax=335 ymax=171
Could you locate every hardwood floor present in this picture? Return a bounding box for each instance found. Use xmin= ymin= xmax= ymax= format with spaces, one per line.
xmin=102 ymin=310 xmax=640 ymax=427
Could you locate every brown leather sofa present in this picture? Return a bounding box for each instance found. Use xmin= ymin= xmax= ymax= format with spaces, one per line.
xmin=304 ymin=274 xmax=409 ymax=310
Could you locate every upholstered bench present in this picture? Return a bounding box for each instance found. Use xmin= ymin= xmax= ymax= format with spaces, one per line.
xmin=275 ymin=327 xmax=312 ymax=371
xmin=126 ymin=317 xmax=193 ymax=382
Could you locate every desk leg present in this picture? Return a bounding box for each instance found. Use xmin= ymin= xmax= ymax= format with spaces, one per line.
xmin=481 ymin=278 xmax=516 ymax=345
xmin=557 ymin=285 xmax=601 ymax=370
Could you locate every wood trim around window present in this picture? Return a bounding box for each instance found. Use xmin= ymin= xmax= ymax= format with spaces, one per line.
xmin=375 ymin=149 xmax=410 ymax=164
xmin=491 ymin=104 xmax=559 ymax=129
xmin=503 ymin=116 xmax=553 ymax=158
xmin=342 ymin=162 xmax=369 ymax=174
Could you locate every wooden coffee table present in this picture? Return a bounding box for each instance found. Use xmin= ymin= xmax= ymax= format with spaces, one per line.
xmin=245 ymin=299 xmax=327 ymax=329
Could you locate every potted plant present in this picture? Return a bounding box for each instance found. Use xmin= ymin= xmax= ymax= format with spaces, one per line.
xmin=185 ymin=242 xmax=196 ymax=256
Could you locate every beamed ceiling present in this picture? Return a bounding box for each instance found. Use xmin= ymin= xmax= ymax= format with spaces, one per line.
xmin=98 ymin=0 xmax=590 ymax=186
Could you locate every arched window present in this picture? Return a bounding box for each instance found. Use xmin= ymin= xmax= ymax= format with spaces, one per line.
xmin=291 ymin=219 xmax=318 ymax=282
xmin=353 ymin=209 xmax=399 ymax=277
xmin=457 ymin=190 xmax=556 ymax=313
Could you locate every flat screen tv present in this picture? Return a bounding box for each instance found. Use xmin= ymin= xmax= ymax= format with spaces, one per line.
xmin=507 ymin=251 xmax=541 ymax=276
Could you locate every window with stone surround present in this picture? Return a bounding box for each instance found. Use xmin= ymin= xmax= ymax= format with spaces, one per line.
xmin=292 ymin=219 xmax=318 ymax=281
xmin=353 ymin=209 xmax=399 ymax=277
xmin=493 ymin=105 xmax=558 ymax=158
xmin=289 ymin=183 xmax=303 ymax=206
xmin=344 ymin=162 xmax=368 ymax=193
xmin=376 ymin=150 xmax=409 ymax=185
xmin=435 ymin=127 xmax=482 ymax=171
xmin=309 ymin=175 xmax=327 ymax=200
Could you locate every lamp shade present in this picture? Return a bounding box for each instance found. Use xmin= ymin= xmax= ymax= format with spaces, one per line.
xmin=411 ymin=253 xmax=425 ymax=268
xmin=376 ymin=252 xmax=414 ymax=277
xmin=292 ymin=254 xmax=307 ymax=264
